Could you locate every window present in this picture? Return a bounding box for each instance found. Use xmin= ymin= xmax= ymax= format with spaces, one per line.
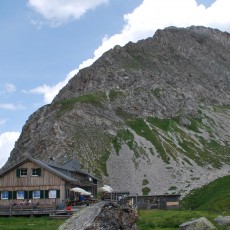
xmin=17 ymin=191 xmax=24 ymax=199
xmin=33 ymin=191 xmax=40 ymax=199
xmin=32 ymin=168 xmax=41 ymax=176
xmin=20 ymin=169 xmax=27 ymax=177
xmin=1 ymin=191 xmax=9 ymax=200
xmin=49 ymin=190 xmax=56 ymax=199
xmin=16 ymin=168 xmax=27 ymax=177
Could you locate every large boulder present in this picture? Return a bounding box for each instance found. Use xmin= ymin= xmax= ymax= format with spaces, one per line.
xmin=214 ymin=215 xmax=230 ymax=226
xmin=59 ymin=202 xmax=138 ymax=230
xmin=179 ymin=217 xmax=216 ymax=230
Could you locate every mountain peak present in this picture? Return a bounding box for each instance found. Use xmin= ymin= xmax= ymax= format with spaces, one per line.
xmin=5 ymin=26 xmax=230 ymax=196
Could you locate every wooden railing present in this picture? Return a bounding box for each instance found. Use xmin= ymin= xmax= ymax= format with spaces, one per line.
xmin=0 ymin=203 xmax=58 ymax=216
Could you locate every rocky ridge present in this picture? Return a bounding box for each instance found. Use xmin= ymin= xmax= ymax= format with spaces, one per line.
xmin=3 ymin=26 xmax=230 ymax=196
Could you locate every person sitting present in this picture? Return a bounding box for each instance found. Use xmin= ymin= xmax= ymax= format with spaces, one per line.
xmin=79 ymin=194 xmax=85 ymax=204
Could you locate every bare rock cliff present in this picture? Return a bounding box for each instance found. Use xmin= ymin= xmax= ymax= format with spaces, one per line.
xmin=4 ymin=26 xmax=230 ymax=196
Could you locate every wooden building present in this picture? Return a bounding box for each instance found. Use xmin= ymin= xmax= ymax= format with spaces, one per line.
xmin=126 ymin=194 xmax=181 ymax=210
xmin=0 ymin=157 xmax=98 ymax=207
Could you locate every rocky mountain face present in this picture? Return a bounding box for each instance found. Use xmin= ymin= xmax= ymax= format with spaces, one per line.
xmin=4 ymin=26 xmax=230 ymax=196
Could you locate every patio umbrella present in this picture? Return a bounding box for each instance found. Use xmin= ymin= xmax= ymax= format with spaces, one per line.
xmin=104 ymin=185 xmax=113 ymax=192
xmin=70 ymin=187 xmax=88 ymax=194
xmin=80 ymin=191 xmax=92 ymax=196
xmin=99 ymin=185 xmax=113 ymax=193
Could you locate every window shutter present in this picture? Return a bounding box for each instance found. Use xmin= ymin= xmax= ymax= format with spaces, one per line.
xmin=56 ymin=190 xmax=60 ymax=198
xmin=45 ymin=190 xmax=49 ymax=199
xmin=16 ymin=169 xmax=20 ymax=177
xmin=9 ymin=191 xmax=12 ymax=200
xmin=24 ymin=191 xmax=28 ymax=199
xmin=40 ymin=190 xmax=44 ymax=199
xmin=29 ymin=191 xmax=33 ymax=199
xmin=13 ymin=191 xmax=17 ymax=199
xmin=38 ymin=168 xmax=41 ymax=176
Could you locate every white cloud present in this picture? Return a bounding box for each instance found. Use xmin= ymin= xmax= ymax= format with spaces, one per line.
xmin=0 ymin=132 xmax=20 ymax=168
xmin=28 ymin=69 xmax=78 ymax=104
xmin=27 ymin=0 xmax=108 ymax=26
xmin=30 ymin=0 xmax=230 ymax=104
xmin=0 ymin=103 xmax=25 ymax=110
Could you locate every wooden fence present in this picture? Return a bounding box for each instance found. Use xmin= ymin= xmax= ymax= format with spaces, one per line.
xmin=0 ymin=203 xmax=61 ymax=216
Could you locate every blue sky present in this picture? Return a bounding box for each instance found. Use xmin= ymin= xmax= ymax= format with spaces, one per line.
xmin=0 ymin=0 xmax=229 ymax=167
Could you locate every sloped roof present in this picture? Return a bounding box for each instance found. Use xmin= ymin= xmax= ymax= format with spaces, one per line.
xmin=61 ymin=159 xmax=81 ymax=171
xmin=32 ymin=158 xmax=79 ymax=183
xmin=0 ymin=157 xmax=79 ymax=183
xmin=47 ymin=160 xmax=100 ymax=181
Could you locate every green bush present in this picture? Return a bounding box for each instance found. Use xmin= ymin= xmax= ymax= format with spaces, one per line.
xmin=142 ymin=179 xmax=149 ymax=186
xmin=142 ymin=187 xmax=151 ymax=195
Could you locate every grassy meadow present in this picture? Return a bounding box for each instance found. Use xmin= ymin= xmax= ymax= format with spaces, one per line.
xmin=137 ymin=210 xmax=223 ymax=230
xmin=0 ymin=216 xmax=64 ymax=230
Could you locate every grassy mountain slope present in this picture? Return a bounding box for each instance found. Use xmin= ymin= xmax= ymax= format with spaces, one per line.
xmin=181 ymin=175 xmax=230 ymax=212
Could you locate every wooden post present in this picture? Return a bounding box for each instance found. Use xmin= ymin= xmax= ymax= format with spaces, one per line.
xmin=10 ymin=204 xmax=12 ymax=217
xmin=30 ymin=203 xmax=33 ymax=217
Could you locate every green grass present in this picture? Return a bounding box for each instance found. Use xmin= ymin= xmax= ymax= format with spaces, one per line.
xmin=124 ymin=113 xmax=230 ymax=168
xmin=127 ymin=118 xmax=170 ymax=164
xmin=94 ymin=149 xmax=111 ymax=177
xmin=137 ymin=210 xmax=224 ymax=230
xmin=0 ymin=216 xmax=64 ymax=230
xmin=115 ymin=109 xmax=134 ymax=120
xmin=171 ymin=115 xmax=203 ymax=133
xmin=57 ymin=92 xmax=106 ymax=117
xmin=147 ymin=117 xmax=173 ymax=132
xmin=112 ymin=129 xmax=134 ymax=154
xmin=181 ymin=175 xmax=230 ymax=212
xmin=108 ymin=90 xmax=124 ymax=102
xmin=188 ymin=118 xmax=202 ymax=133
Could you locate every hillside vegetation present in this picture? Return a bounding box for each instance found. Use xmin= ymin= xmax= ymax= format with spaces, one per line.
xmin=181 ymin=175 xmax=230 ymax=212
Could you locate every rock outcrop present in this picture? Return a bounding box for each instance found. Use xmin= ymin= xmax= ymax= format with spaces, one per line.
xmin=59 ymin=202 xmax=137 ymax=230
xmin=2 ymin=26 xmax=230 ymax=196
xmin=179 ymin=217 xmax=216 ymax=230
